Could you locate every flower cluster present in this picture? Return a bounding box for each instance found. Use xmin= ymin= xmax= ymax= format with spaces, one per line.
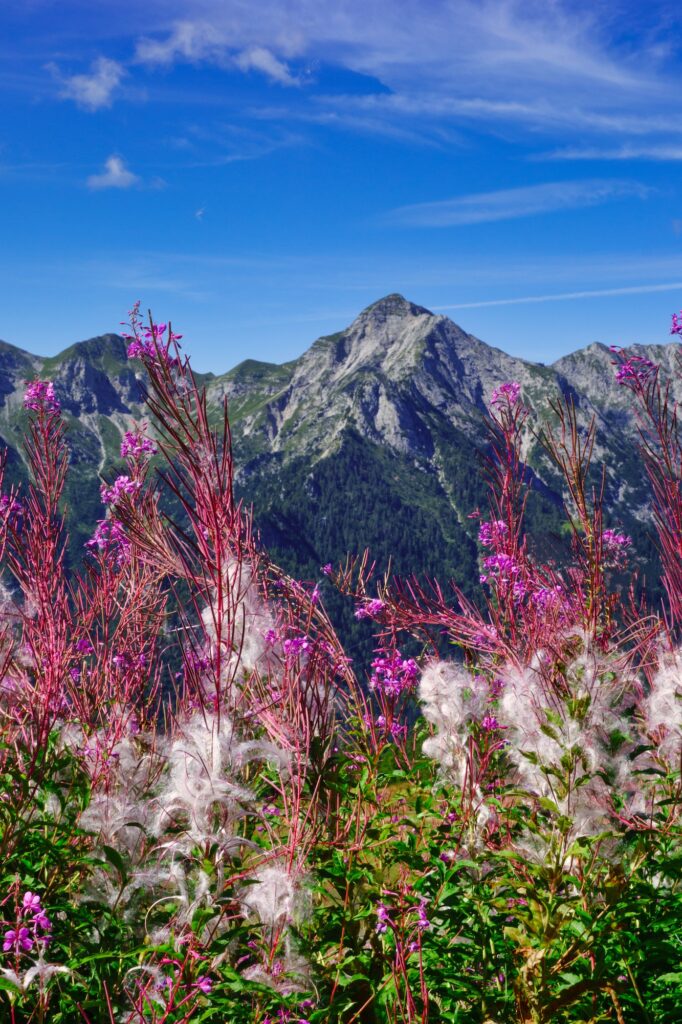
xmin=671 ymin=310 xmax=682 ymax=336
xmin=375 ymin=902 xmax=392 ymax=934
xmin=369 ymin=649 xmax=418 ymax=697
xmin=611 ymin=348 xmax=657 ymax=386
xmin=125 ymin=318 xmax=183 ymax=362
xmin=23 ymin=380 xmax=60 ymax=413
xmin=282 ymin=635 xmax=311 ymax=659
xmin=354 ymin=598 xmax=385 ymax=620
xmin=86 ymin=518 xmax=131 ymax=565
xmin=480 ymin=553 xmax=521 ymax=586
xmin=602 ymin=528 xmax=632 ymax=567
xmin=0 ymin=494 xmax=22 ymax=519
xmin=3 ymin=892 xmax=51 ymax=956
xmin=100 ymin=475 xmax=141 ymax=506
xmin=478 ymin=519 xmax=509 ymax=548
xmin=531 ymin=584 xmax=567 ymax=612
xmin=490 ymin=381 xmax=521 ymax=407
xmin=121 ymin=428 xmax=157 ymax=460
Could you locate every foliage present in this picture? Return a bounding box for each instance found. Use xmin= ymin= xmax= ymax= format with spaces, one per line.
xmin=0 ymin=304 xmax=679 ymax=1022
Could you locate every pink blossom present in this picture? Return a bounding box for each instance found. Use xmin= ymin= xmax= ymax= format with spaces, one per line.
xmin=375 ymin=902 xmax=392 ymax=934
xmin=602 ymin=528 xmax=632 ymax=567
xmin=100 ymin=475 xmax=141 ymax=506
xmin=354 ymin=598 xmax=385 ymax=620
xmin=282 ymin=635 xmax=310 ymax=658
xmin=490 ymin=381 xmax=521 ymax=407
xmin=23 ymin=380 xmax=60 ymax=413
xmin=415 ymin=897 xmax=430 ymax=930
xmin=22 ymin=892 xmax=41 ymax=914
xmin=370 ymin=649 xmax=419 ymax=697
xmin=612 ymin=351 xmax=657 ymax=386
xmin=0 ymin=495 xmax=22 ymax=518
xmin=480 ymin=553 xmax=521 ymax=586
xmin=3 ymin=927 xmax=33 ymax=953
xmin=86 ymin=518 xmax=131 ymax=564
xmin=481 ymin=714 xmax=500 ymax=731
xmin=121 ymin=429 xmax=157 ymax=459
xmin=478 ymin=520 xmax=508 ymax=548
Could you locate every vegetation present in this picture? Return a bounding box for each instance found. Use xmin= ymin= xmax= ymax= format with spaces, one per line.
xmin=0 ymin=305 xmax=680 ymax=1022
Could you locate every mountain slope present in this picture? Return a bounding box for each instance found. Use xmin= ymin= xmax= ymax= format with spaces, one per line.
xmin=0 ymin=296 xmax=678 ymax=608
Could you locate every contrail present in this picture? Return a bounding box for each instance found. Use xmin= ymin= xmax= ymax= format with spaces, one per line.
xmin=435 ymin=281 xmax=682 ymax=311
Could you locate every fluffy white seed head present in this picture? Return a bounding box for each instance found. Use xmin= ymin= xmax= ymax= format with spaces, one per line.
xmin=644 ymin=647 xmax=682 ymax=765
xmin=240 ymin=862 xmax=311 ymax=930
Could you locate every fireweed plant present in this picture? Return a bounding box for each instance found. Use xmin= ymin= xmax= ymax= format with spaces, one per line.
xmin=0 ymin=305 xmax=679 ymax=1023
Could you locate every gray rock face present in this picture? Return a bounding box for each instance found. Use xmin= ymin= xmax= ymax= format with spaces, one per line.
xmin=208 ymin=294 xmax=680 ymax=475
xmin=0 ymin=296 xmax=678 ymax=583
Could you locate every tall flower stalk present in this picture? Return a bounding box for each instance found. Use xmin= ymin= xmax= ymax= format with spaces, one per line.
xmin=0 ymin=306 xmax=679 ymax=1023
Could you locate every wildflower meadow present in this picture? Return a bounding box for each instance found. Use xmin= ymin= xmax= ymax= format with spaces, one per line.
xmin=0 ymin=303 xmax=680 ymax=1024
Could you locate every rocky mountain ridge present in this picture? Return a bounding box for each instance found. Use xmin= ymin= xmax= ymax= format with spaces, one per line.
xmin=0 ymin=295 xmax=678 ymax=604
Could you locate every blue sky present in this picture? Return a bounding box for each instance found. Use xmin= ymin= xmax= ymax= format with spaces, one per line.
xmin=2 ymin=0 xmax=682 ymax=371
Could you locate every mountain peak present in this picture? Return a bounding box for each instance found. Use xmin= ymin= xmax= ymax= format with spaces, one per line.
xmin=360 ymin=294 xmax=435 ymax=322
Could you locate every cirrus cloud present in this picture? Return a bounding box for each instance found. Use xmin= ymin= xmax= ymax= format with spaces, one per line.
xmin=385 ymin=179 xmax=652 ymax=227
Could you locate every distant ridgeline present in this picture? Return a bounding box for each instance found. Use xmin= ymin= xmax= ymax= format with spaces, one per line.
xmin=0 ymin=295 xmax=677 ymax=654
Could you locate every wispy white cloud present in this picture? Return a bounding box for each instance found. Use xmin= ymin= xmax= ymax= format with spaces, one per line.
xmin=31 ymin=1 xmax=682 ymax=152
xmin=168 ymin=121 xmax=305 ymax=166
xmin=538 ymin=144 xmax=682 ymax=161
xmin=135 ymin=20 xmax=224 ymax=66
xmin=87 ymin=155 xmax=140 ymax=190
xmin=385 ymin=179 xmax=650 ymax=227
xmin=124 ymin=0 xmax=677 ymax=140
xmin=51 ymin=56 xmax=125 ymax=111
xmin=234 ymin=46 xmax=299 ymax=86
xmin=136 ymin=20 xmax=298 ymax=85
xmin=435 ymin=281 xmax=682 ymax=311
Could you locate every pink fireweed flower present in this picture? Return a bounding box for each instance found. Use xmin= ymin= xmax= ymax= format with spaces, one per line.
xmin=532 ymin=585 xmax=565 ymax=611
xmin=480 ymin=553 xmax=521 ymax=585
xmin=490 ymin=381 xmax=521 ymax=407
xmin=321 ymin=562 xmax=333 ymax=575
xmin=478 ymin=520 xmax=508 ymax=548
xmin=120 ymin=429 xmax=157 ymax=460
xmin=194 ymin=976 xmax=212 ymax=994
xmin=3 ymin=928 xmax=33 ymax=953
xmin=126 ymin=337 xmax=154 ymax=360
xmin=671 ymin=310 xmax=682 ymax=336
xmin=375 ymin=903 xmax=392 ymax=934
xmin=481 ymin=714 xmax=500 ymax=731
xmin=415 ymin=897 xmax=430 ymax=930
xmin=21 ymin=892 xmax=41 ymax=914
xmin=33 ymin=912 xmax=51 ymax=934
xmin=611 ymin=349 xmax=657 ymax=386
xmin=23 ymin=380 xmax=60 ymax=413
xmin=100 ymin=475 xmax=141 ymax=506
xmin=127 ymin=321 xmax=182 ymax=362
xmin=354 ymin=598 xmax=385 ymax=620
xmin=75 ymin=637 xmax=94 ymax=654
xmin=282 ymin=635 xmax=310 ymax=658
xmin=86 ymin=518 xmax=131 ymax=564
xmin=0 ymin=494 xmax=22 ymax=518
xmin=370 ymin=650 xmax=419 ymax=697
xmin=602 ymin=528 xmax=632 ymax=568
